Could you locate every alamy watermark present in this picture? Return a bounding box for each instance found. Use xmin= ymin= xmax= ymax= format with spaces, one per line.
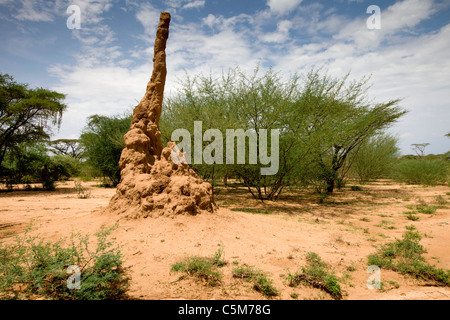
xmin=171 ymin=121 xmax=280 ymax=176
xmin=367 ymin=5 xmax=381 ymax=30
xmin=366 ymin=265 xmax=382 ymax=290
xmin=67 ymin=5 xmax=81 ymax=30
xmin=67 ymin=265 xmax=81 ymax=290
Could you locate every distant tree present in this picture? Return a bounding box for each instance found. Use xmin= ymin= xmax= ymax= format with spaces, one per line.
xmin=79 ymin=114 xmax=131 ymax=186
xmin=0 ymin=73 xmax=66 ymax=168
xmin=49 ymin=139 xmax=84 ymax=159
xmin=411 ymin=143 xmax=430 ymax=157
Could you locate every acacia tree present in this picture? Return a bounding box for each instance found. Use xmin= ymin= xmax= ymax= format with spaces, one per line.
xmin=161 ymin=67 xmax=320 ymax=201
xmin=0 ymin=73 xmax=67 ymax=183
xmin=411 ymin=143 xmax=430 ymax=157
xmin=49 ymin=139 xmax=84 ymax=159
xmin=299 ymin=69 xmax=406 ymax=193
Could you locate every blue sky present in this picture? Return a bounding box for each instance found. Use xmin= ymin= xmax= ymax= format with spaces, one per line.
xmin=0 ymin=0 xmax=449 ymax=155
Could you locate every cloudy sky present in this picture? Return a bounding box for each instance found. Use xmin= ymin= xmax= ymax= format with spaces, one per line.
xmin=0 ymin=0 xmax=449 ymax=155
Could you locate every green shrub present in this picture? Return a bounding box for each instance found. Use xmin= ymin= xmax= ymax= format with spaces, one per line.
xmin=285 ymin=252 xmax=343 ymax=300
xmin=171 ymin=249 xmax=227 ymax=287
xmin=394 ymin=159 xmax=448 ymax=186
xmin=232 ymin=265 xmax=278 ymax=298
xmin=411 ymin=199 xmax=438 ymax=215
xmin=367 ymin=228 xmax=450 ymax=286
xmin=0 ymin=223 xmax=129 ymax=300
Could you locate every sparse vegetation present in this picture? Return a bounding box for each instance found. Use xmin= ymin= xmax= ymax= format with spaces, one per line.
xmin=230 ymin=207 xmax=273 ymax=215
xmin=171 ymin=249 xmax=227 ymax=287
xmin=232 ymin=264 xmax=279 ymax=298
xmin=415 ymin=199 xmax=438 ymax=214
xmin=367 ymin=228 xmax=450 ymax=286
xmin=0 ymin=223 xmax=129 ymax=300
xmin=394 ymin=159 xmax=448 ymax=186
xmin=285 ymin=252 xmax=343 ymax=300
xmin=74 ymin=180 xmax=91 ymax=199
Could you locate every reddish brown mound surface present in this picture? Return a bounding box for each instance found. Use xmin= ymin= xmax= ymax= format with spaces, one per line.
xmin=107 ymin=12 xmax=215 ymax=219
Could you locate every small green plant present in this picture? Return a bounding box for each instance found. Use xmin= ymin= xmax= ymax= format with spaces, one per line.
xmin=434 ymin=195 xmax=448 ymax=206
xmin=171 ymin=249 xmax=227 ymax=287
xmin=285 ymin=252 xmax=343 ymax=300
xmin=232 ymin=265 xmax=278 ymax=298
xmin=367 ymin=227 xmax=450 ymax=286
xmin=0 ymin=223 xmax=129 ymax=300
xmin=74 ymin=181 xmax=91 ymax=199
xmin=350 ymin=186 xmax=363 ymax=191
xmin=374 ymin=220 xmax=397 ymax=230
xmin=406 ymin=213 xmax=420 ymax=221
xmin=413 ymin=199 xmax=437 ymax=214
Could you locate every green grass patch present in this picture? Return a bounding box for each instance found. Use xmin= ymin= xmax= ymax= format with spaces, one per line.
xmin=367 ymin=228 xmax=450 ymax=286
xmin=171 ymin=248 xmax=227 ymax=287
xmin=406 ymin=213 xmax=420 ymax=221
xmin=230 ymin=208 xmax=274 ymax=215
xmin=285 ymin=252 xmax=343 ymax=300
xmin=374 ymin=220 xmax=397 ymax=230
xmin=232 ymin=265 xmax=278 ymax=298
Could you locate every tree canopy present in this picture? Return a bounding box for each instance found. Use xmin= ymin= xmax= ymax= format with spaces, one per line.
xmin=0 ymin=73 xmax=66 ymax=168
xmin=160 ymin=67 xmax=407 ymax=199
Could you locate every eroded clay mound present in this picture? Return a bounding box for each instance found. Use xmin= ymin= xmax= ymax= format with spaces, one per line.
xmin=107 ymin=12 xmax=215 ymax=219
xmin=109 ymin=143 xmax=215 ymax=219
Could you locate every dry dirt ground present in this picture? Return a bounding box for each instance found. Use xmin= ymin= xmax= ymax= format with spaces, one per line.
xmin=1 ymin=180 xmax=449 ymax=300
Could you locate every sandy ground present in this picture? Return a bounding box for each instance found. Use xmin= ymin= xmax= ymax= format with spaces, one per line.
xmin=0 ymin=180 xmax=449 ymax=300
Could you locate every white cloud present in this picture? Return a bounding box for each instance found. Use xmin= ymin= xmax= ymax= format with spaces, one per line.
xmin=45 ymin=0 xmax=449 ymax=154
xmin=260 ymin=20 xmax=293 ymax=43
xmin=335 ymin=0 xmax=437 ymax=51
xmin=267 ymin=0 xmax=303 ymax=15
xmin=135 ymin=2 xmax=160 ymax=36
xmin=183 ymin=0 xmax=205 ymax=10
xmin=12 ymin=0 xmax=61 ymax=22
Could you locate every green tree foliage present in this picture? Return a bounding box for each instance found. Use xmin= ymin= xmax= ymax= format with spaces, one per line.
xmin=2 ymin=142 xmax=80 ymax=190
xmin=297 ymin=69 xmax=406 ymax=193
xmin=0 ymin=73 xmax=66 ymax=168
xmin=394 ymin=159 xmax=448 ymax=186
xmin=79 ymin=114 xmax=131 ymax=187
xmin=49 ymin=139 xmax=84 ymax=159
xmin=161 ymin=67 xmax=314 ymax=200
xmin=161 ymin=67 xmax=406 ymax=199
xmin=0 ymin=224 xmax=129 ymax=300
xmin=348 ymin=134 xmax=400 ymax=184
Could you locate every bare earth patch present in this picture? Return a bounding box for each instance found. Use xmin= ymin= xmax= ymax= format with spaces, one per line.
xmin=0 ymin=180 xmax=449 ymax=300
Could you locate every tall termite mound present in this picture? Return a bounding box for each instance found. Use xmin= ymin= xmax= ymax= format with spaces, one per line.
xmin=107 ymin=12 xmax=215 ymax=219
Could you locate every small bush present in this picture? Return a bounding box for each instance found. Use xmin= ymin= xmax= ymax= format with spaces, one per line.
xmin=394 ymin=159 xmax=448 ymax=186
xmin=406 ymin=213 xmax=420 ymax=221
xmin=232 ymin=265 xmax=278 ymax=298
xmin=285 ymin=252 xmax=343 ymax=300
xmin=415 ymin=200 xmax=437 ymax=214
xmin=0 ymin=223 xmax=129 ymax=300
xmin=74 ymin=180 xmax=91 ymax=199
xmin=350 ymin=186 xmax=363 ymax=191
xmin=171 ymin=249 xmax=227 ymax=287
xmin=367 ymin=228 xmax=450 ymax=286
